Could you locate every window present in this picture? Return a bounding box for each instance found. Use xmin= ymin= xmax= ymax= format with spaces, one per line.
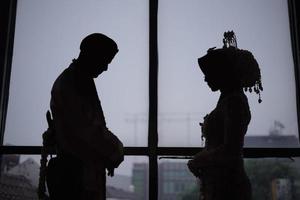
xmin=158 ymin=0 xmax=299 ymax=147
xmin=4 ymin=0 xmax=149 ymax=147
xmin=1 ymin=0 xmax=300 ymax=200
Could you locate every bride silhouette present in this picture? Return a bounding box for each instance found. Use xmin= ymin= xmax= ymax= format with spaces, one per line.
xmin=188 ymin=31 xmax=262 ymax=200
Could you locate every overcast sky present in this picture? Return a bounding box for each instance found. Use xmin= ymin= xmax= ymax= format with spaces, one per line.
xmin=3 ymin=0 xmax=299 ymax=175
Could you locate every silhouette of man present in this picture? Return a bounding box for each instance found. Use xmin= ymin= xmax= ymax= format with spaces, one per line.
xmin=47 ymin=33 xmax=123 ymax=200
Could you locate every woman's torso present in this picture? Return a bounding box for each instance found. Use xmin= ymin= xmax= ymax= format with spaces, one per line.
xmin=200 ymin=91 xmax=252 ymax=200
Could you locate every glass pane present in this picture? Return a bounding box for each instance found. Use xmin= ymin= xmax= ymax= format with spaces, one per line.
xmin=158 ymin=159 xmax=199 ymax=200
xmin=0 ymin=155 xmax=40 ymax=199
xmin=158 ymin=0 xmax=299 ymax=147
xmin=245 ymin=158 xmax=300 ymax=200
xmin=157 ymin=158 xmax=300 ymax=200
xmin=0 ymin=155 xmax=148 ymax=200
xmin=107 ymin=156 xmax=148 ymax=200
xmin=4 ymin=0 xmax=149 ymax=146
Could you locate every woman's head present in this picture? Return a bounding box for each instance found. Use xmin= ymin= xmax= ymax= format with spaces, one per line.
xmin=198 ymin=32 xmax=262 ymax=103
xmin=198 ymin=47 xmax=241 ymax=91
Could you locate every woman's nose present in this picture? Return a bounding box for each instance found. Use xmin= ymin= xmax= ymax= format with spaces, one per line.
xmin=102 ymin=64 xmax=108 ymax=71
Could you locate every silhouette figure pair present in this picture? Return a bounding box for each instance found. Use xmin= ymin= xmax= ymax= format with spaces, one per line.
xmin=39 ymin=31 xmax=261 ymax=200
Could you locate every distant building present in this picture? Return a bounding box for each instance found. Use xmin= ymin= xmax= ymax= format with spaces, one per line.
xmin=132 ymin=163 xmax=148 ymax=200
xmin=0 ymin=173 xmax=38 ymax=200
xmin=1 ymin=156 xmax=136 ymax=199
xmin=7 ymin=157 xmax=40 ymax=188
xmin=107 ymin=174 xmax=133 ymax=192
xmin=6 ymin=157 xmax=136 ymax=199
xmin=244 ymin=135 xmax=299 ymax=147
xmin=158 ymin=162 xmax=198 ymax=200
xmin=106 ymin=186 xmax=135 ymax=200
xmin=271 ymin=179 xmax=292 ymax=200
xmin=0 ymin=154 xmax=20 ymax=173
xmin=132 ymin=161 xmax=198 ymax=200
xmin=293 ymin=178 xmax=300 ymax=199
xmin=0 ymin=156 xmax=39 ymax=200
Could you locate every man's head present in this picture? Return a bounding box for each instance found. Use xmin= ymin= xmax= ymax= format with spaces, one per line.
xmin=78 ymin=33 xmax=118 ymax=78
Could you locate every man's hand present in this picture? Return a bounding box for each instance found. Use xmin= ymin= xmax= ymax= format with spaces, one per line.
xmin=104 ymin=129 xmax=124 ymax=168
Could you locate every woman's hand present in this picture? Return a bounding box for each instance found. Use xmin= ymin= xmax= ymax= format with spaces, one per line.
xmin=107 ymin=167 xmax=115 ymax=177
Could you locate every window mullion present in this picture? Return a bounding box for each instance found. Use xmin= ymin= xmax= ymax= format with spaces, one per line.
xmin=0 ymin=0 xmax=17 ymax=146
xmin=148 ymin=0 xmax=159 ymax=199
xmin=288 ymin=0 xmax=300 ymax=142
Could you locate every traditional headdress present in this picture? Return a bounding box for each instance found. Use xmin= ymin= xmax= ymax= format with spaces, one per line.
xmin=198 ymin=31 xmax=263 ymax=103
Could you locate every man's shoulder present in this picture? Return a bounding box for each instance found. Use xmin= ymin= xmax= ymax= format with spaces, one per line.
xmin=52 ymin=66 xmax=75 ymax=94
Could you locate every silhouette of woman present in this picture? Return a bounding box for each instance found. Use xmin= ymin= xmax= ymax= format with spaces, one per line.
xmin=187 ymin=31 xmax=262 ymax=200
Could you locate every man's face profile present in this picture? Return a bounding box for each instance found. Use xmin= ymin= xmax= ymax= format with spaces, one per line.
xmin=79 ymin=33 xmax=118 ymax=78
xmin=88 ymin=51 xmax=117 ymax=78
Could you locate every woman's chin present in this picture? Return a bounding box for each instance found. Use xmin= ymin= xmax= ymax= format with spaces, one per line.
xmin=210 ymin=87 xmax=219 ymax=92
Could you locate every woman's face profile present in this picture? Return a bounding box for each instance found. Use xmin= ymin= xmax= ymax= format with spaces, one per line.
xmin=204 ymin=74 xmax=220 ymax=92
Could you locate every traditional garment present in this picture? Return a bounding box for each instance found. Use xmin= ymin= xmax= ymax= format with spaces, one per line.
xmin=49 ymin=61 xmax=122 ymax=200
xmin=191 ymin=91 xmax=252 ymax=200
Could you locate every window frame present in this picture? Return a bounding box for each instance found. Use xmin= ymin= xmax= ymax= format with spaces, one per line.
xmin=1 ymin=0 xmax=300 ymax=199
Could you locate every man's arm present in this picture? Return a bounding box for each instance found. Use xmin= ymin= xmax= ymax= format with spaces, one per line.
xmin=51 ymin=84 xmax=119 ymax=163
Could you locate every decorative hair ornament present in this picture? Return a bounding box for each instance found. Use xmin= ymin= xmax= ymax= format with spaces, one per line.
xmin=223 ymin=31 xmax=237 ymax=48
xmin=203 ymin=31 xmax=263 ymax=103
xmin=224 ymin=31 xmax=263 ymax=103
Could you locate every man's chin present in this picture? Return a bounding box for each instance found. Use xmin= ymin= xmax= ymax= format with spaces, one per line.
xmin=93 ymin=72 xmax=102 ymax=78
